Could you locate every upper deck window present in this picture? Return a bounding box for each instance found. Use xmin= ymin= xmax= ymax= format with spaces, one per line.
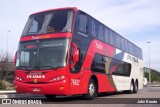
xmin=22 ymin=10 xmax=74 ymax=36
xmin=76 ymin=13 xmax=89 ymax=34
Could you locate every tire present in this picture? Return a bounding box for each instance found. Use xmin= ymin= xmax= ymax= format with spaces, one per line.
xmin=45 ymin=94 xmax=56 ymax=100
xmin=133 ymin=81 xmax=138 ymax=93
xmin=83 ymin=78 xmax=97 ymax=99
xmin=128 ymin=81 xmax=134 ymax=94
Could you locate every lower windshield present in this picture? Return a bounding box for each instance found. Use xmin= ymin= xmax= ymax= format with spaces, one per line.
xmin=16 ymin=38 xmax=69 ymax=70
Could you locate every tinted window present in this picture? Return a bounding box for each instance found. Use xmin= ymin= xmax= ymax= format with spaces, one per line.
xmin=129 ymin=43 xmax=134 ymax=55
xmin=124 ymin=40 xmax=129 ymax=53
xmin=121 ymin=38 xmax=125 ymax=51
xmin=91 ymin=54 xmax=105 ymax=73
xmin=78 ymin=13 xmax=88 ymax=33
xmin=109 ymin=31 xmax=114 ymax=46
xmin=22 ymin=10 xmax=74 ymax=36
xmin=115 ymin=34 xmax=121 ymax=49
xmin=98 ymin=24 xmax=104 ymax=40
xmin=124 ymin=63 xmax=131 ymax=76
xmin=91 ymin=54 xmax=131 ymax=76
xmin=111 ymin=59 xmax=131 ymax=76
xmin=91 ymin=19 xmax=97 ymax=37
xmin=104 ymin=28 xmax=109 ymax=43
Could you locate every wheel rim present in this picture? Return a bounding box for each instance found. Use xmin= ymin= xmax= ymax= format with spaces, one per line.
xmin=89 ymin=83 xmax=95 ymax=96
xmin=131 ymin=83 xmax=133 ymax=92
xmin=135 ymin=83 xmax=138 ymax=91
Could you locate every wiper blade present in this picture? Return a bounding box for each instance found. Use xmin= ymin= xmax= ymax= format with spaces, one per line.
xmin=39 ymin=65 xmax=63 ymax=70
xmin=17 ymin=66 xmax=32 ymax=70
xmin=53 ymin=66 xmax=63 ymax=69
xmin=38 ymin=66 xmax=54 ymax=69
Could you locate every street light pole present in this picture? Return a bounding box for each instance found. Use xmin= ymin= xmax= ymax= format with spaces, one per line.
xmin=7 ymin=30 xmax=11 ymax=62
xmin=147 ymin=42 xmax=151 ymax=83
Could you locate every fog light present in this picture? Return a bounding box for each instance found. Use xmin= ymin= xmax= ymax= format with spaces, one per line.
xmin=60 ymin=86 xmax=64 ymax=90
xmin=14 ymin=85 xmax=17 ymax=89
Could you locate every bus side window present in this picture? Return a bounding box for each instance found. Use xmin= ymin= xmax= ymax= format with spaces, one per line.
xmin=98 ymin=24 xmax=104 ymax=40
xmin=77 ymin=13 xmax=89 ymax=34
xmin=125 ymin=63 xmax=131 ymax=76
xmin=104 ymin=28 xmax=109 ymax=43
xmin=91 ymin=19 xmax=96 ymax=37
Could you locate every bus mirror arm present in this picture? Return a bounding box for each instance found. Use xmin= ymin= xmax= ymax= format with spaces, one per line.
xmin=70 ymin=42 xmax=79 ymax=69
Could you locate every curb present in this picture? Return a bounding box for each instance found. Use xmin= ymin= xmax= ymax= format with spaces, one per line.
xmin=0 ymin=90 xmax=16 ymax=94
xmin=0 ymin=93 xmax=44 ymax=98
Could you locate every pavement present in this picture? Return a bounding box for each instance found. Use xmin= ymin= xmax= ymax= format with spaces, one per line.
xmin=0 ymin=91 xmax=43 ymax=98
xmin=0 ymin=84 xmax=159 ymax=94
xmin=0 ymin=84 xmax=159 ymax=98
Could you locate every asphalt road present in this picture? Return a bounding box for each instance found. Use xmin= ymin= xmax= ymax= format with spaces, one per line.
xmin=0 ymin=86 xmax=160 ymax=106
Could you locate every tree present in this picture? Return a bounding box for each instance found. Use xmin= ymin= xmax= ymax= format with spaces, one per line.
xmin=0 ymin=50 xmax=15 ymax=89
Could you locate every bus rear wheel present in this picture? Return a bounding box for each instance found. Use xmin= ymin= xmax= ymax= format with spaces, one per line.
xmin=128 ymin=81 xmax=134 ymax=94
xmin=83 ymin=78 xmax=97 ymax=99
xmin=133 ymin=81 xmax=138 ymax=93
xmin=45 ymin=94 xmax=56 ymax=100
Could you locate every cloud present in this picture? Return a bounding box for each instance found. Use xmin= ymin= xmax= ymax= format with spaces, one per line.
xmin=92 ymin=0 xmax=160 ymax=33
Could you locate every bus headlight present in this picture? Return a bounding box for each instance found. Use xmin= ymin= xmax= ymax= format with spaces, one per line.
xmin=51 ymin=75 xmax=65 ymax=82
xmin=15 ymin=76 xmax=23 ymax=81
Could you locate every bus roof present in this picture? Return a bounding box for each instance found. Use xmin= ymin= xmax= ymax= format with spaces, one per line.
xmin=31 ymin=7 xmax=78 ymax=15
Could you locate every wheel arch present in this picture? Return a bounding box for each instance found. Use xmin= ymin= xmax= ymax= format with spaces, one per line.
xmin=90 ymin=75 xmax=98 ymax=93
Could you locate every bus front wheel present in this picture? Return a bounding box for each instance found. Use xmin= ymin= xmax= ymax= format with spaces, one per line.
xmin=83 ymin=78 xmax=97 ymax=99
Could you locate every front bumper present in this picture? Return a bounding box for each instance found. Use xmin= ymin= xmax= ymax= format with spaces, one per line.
xmin=14 ymin=80 xmax=69 ymax=95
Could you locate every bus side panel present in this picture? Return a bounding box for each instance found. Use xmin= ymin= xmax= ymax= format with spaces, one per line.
xmin=79 ymin=52 xmax=94 ymax=94
xmin=96 ymin=74 xmax=117 ymax=92
xmin=79 ymin=39 xmax=117 ymax=94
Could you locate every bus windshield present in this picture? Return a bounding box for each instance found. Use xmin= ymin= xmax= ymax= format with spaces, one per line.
xmin=22 ymin=10 xmax=74 ymax=36
xmin=16 ymin=38 xmax=69 ymax=70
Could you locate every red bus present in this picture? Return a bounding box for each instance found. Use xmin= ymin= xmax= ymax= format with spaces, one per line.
xmin=14 ymin=7 xmax=144 ymax=99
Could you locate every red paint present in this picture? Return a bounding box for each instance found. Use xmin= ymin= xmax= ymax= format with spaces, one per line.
xmin=20 ymin=33 xmax=72 ymax=42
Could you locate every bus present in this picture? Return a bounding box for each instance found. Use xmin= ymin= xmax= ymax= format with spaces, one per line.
xmin=14 ymin=7 xmax=144 ymax=99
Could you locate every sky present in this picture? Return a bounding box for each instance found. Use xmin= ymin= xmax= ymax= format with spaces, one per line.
xmin=0 ymin=0 xmax=160 ymax=71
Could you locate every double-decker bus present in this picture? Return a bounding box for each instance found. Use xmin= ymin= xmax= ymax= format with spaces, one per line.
xmin=14 ymin=7 xmax=144 ymax=99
